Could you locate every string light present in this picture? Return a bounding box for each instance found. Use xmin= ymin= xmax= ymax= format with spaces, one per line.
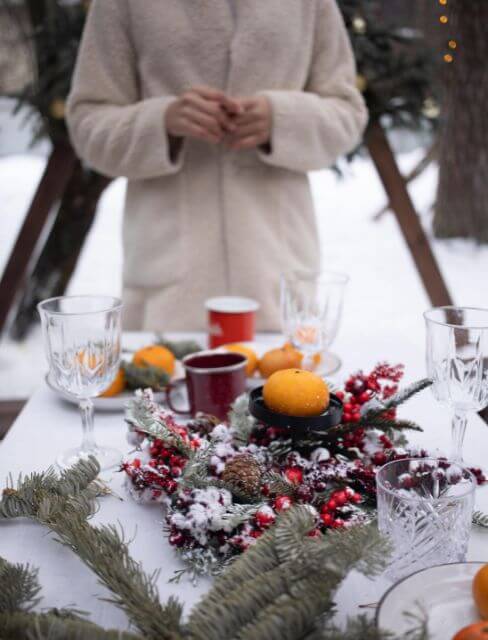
xmin=437 ymin=0 xmax=457 ymax=64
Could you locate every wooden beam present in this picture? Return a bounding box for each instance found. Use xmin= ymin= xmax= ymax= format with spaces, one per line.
xmin=0 ymin=144 xmax=78 ymax=335
xmin=366 ymin=121 xmax=453 ymax=307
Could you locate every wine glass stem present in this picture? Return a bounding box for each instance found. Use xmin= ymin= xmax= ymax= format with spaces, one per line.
xmin=451 ymin=410 xmax=468 ymax=462
xmin=79 ymin=398 xmax=97 ymax=455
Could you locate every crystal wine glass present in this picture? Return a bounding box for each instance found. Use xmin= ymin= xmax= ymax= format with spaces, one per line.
xmin=38 ymin=295 xmax=123 ymax=470
xmin=424 ymin=307 xmax=488 ymax=462
xmin=280 ymin=270 xmax=349 ymax=375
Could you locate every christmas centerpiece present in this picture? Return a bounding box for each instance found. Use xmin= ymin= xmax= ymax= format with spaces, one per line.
xmin=122 ymin=363 xmax=486 ymax=580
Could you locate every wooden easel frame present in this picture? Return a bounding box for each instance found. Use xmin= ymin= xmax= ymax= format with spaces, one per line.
xmin=0 ymin=121 xmax=453 ymax=338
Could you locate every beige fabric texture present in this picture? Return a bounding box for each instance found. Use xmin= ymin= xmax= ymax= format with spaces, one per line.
xmin=67 ymin=0 xmax=368 ymax=332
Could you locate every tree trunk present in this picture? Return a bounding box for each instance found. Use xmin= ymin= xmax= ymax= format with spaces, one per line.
xmin=434 ymin=0 xmax=488 ymax=242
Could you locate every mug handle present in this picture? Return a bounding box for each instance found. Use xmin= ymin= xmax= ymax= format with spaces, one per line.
xmin=165 ymin=378 xmax=191 ymax=415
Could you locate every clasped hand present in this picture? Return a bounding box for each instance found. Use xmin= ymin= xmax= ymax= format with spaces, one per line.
xmin=165 ymin=86 xmax=272 ymax=150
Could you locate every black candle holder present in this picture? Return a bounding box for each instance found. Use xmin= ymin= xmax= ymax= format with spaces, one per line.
xmin=248 ymin=386 xmax=343 ymax=438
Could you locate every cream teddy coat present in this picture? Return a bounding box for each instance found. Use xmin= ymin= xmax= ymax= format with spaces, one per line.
xmin=67 ymin=0 xmax=368 ymax=332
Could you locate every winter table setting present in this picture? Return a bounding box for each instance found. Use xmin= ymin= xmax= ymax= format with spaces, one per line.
xmin=1 ymin=286 xmax=488 ymax=640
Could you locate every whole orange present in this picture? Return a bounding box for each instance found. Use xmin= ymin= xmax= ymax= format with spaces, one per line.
xmin=473 ymin=565 xmax=488 ymax=619
xmin=453 ymin=622 xmax=488 ymax=640
xmin=263 ymin=369 xmax=329 ymax=417
xmin=132 ymin=345 xmax=175 ymax=376
xmin=258 ymin=346 xmax=303 ymax=379
xmin=100 ymin=368 xmax=126 ymax=397
xmin=225 ymin=344 xmax=258 ymax=377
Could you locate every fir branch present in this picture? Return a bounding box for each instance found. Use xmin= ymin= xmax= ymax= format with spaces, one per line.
xmin=187 ymin=508 xmax=389 ymax=640
xmin=0 ymin=610 xmax=141 ymax=640
xmin=0 ymin=557 xmax=42 ymax=614
xmin=0 ymin=458 xmax=100 ymax=520
xmin=363 ymin=379 xmax=432 ymax=419
xmin=123 ymin=362 xmax=170 ymax=392
xmin=359 ymin=418 xmax=423 ymax=433
xmin=229 ymin=394 xmax=257 ymax=447
xmin=126 ymin=393 xmax=191 ymax=456
xmin=178 ymin=442 xmax=215 ymax=491
xmin=156 ymin=336 xmax=203 ymax=361
xmin=49 ymin=514 xmax=184 ymax=640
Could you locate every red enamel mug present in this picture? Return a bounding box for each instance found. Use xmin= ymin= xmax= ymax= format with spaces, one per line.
xmin=165 ymin=351 xmax=247 ymax=421
xmin=206 ymin=296 xmax=260 ymax=349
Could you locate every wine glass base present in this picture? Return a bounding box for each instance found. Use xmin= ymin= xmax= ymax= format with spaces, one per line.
xmin=318 ymin=352 xmax=342 ymax=377
xmin=56 ymin=446 xmax=122 ymax=471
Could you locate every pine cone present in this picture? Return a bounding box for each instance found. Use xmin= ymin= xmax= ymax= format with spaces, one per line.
xmin=221 ymin=454 xmax=262 ymax=497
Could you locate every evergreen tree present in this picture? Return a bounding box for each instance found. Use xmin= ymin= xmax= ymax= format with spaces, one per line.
xmin=434 ymin=0 xmax=488 ymax=242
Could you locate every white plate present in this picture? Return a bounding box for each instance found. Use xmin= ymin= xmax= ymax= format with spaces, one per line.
xmin=376 ymin=562 xmax=485 ymax=637
xmin=45 ymin=359 xmax=184 ymax=412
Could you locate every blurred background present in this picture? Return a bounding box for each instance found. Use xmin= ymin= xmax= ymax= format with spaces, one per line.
xmin=1 ymin=0 xmax=487 ymax=435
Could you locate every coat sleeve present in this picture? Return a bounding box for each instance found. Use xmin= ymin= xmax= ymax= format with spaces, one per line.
xmin=257 ymin=0 xmax=368 ymax=173
xmin=66 ymin=0 xmax=183 ymax=180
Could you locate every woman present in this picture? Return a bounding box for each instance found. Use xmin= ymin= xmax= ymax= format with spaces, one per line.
xmin=67 ymin=0 xmax=367 ymax=331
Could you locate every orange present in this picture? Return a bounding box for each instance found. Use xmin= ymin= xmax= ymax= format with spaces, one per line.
xmin=132 ymin=345 xmax=175 ymax=376
xmin=225 ymin=344 xmax=258 ymax=377
xmin=100 ymin=368 xmax=126 ymax=397
xmin=473 ymin=565 xmax=488 ymax=619
xmin=453 ymin=622 xmax=488 ymax=640
xmin=283 ymin=342 xmax=321 ymax=370
xmin=258 ymin=346 xmax=303 ymax=379
xmin=263 ymin=369 xmax=329 ymax=417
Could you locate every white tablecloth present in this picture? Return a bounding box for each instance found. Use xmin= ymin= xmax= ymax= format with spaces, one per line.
xmin=1 ymin=331 xmax=488 ymax=630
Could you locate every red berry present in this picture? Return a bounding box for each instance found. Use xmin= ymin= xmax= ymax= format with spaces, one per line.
xmin=250 ymin=529 xmax=263 ymax=539
xmin=359 ymin=391 xmax=370 ymax=404
xmin=165 ymin=480 xmax=178 ymax=494
xmin=275 ymin=495 xmax=293 ymax=512
xmin=327 ymin=499 xmax=337 ymax=511
xmin=321 ymin=513 xmax=333 ymax=526
xmin=351 ymin=492 xmax=362 ymax=504
xmin=372 ymin=452 xmax=387 ymax=466
xmin=343 ymin=413 xmax=352 ymax=423
xmin=335 ymin=391 xmax=345 ymax=400
xmin=169 ymin=532 xmax=185 ymax=547
xmin=308 ymin=528 xmax=321 ymax=538
xmin=261 ymin=483 xmax=270 ymax=496
xmin=171 ymin=466 xmax=182 ymax=477
xmin=132 ymin=458 xmax=141 ymax=468
xmin=332 ymin=518 xmax=345 ymax=528
xmin=344 ymin=403 xmax=353 ymax=413
xmin=255 ymin=507 xmax=276 ymax=528
xmin=334 ymin=491 xmax=347 ymax=506
xmin=285 ymin=467 xmax=303 ymax=485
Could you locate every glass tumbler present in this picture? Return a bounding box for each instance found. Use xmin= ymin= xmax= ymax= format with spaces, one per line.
xmin=38 ymin=295 xmax=122 ymax=470
xmin=377 ymin=458 xmax=476 ymax=582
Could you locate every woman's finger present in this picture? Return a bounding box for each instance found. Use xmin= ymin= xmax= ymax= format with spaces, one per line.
xmin=183 ymin=118 xmax=221 ymax=144
xmin=193 ymin=86 xmax=242 ymax=116
xmin=186 ymin=94 xmax=236 ymax=131
xmin=183 ymin=106 xmax=224 ymax=138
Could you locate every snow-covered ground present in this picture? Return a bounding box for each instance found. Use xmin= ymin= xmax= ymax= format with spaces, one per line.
xmin=1 ymin=144 xmax=487 ymax=400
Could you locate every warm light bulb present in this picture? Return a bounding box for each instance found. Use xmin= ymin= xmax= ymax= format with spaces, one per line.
xmin=440 ymin=15 xmax=448 ymax=24
xmin=444 ymin=53 xmax=453 ymax=63
xmin=439 ymin=0 xmax=448 ymax=5
xmin=448 ymin=40 xmax=457 ymax=49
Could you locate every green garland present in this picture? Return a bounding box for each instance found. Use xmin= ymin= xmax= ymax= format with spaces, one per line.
xmin=0 ymin=458 xmax=430 ymax=639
